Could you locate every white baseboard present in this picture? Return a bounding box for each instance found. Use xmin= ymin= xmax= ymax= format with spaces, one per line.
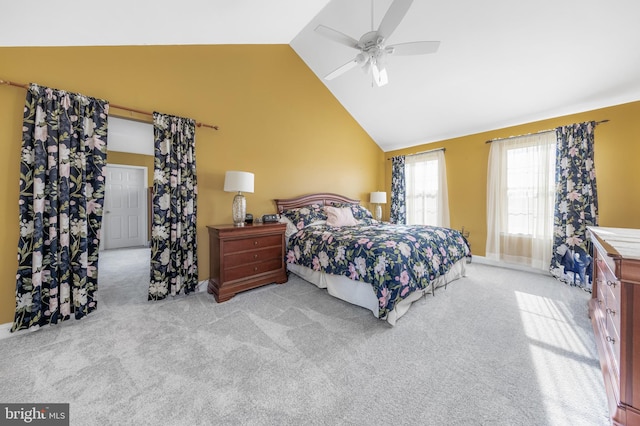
xmin=0 ymin=322 xmax=12 ymax=340
xmin=196 ymin=279 xmax=208 ymax=293
xmin=471 ymin=255 xmax=551 ymax=276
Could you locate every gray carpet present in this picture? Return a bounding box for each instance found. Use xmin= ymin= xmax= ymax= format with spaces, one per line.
xmin=0 ymin=247 xmax=610 ymax=425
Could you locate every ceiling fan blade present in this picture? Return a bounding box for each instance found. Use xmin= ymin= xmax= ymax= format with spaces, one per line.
xmin=387 ymin=41 xmax=440 ymax=56
xmin=315 ymin=25 xmax=359 ymax=49
xmin=324 ymin=58 xmax=360 ymax=80
xmin=371 ymin=64 xmax=389 ymax=87
xmin=377 ymin=0 xmax=414 ymax=41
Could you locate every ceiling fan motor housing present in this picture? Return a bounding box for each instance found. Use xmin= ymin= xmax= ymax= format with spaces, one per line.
xmin=358 ymin=31 xmax=385 ymax=51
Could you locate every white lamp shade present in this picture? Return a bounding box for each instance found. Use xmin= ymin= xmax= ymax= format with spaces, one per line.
xmin=224 ymin=171 xmax=254 ymax=193
xmin=370 ymin=191 xmax=387 ymax=204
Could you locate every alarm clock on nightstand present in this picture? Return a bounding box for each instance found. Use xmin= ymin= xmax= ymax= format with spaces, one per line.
xmin=262 ymin=214 xmax=279 ymax=223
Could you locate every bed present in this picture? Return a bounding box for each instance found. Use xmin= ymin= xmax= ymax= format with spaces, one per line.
xmin=275 ymin=193 xmax=471 ymax=325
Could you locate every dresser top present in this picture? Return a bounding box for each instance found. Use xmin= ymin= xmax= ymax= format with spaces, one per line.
xmin=588 ymin=226 xmax=640 ymax=260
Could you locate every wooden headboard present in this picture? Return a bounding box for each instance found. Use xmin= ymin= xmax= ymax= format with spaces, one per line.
xmin=274 ymin=193 xmax=360 ymax=213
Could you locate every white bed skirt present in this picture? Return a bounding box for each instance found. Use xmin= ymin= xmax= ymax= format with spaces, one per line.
xmin=287 ymin=259 xmax=467 ymax=326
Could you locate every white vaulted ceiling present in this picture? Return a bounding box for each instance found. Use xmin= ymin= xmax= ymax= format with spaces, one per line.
xmin=0 ymin=1 xmax=331 ymax=46
xmin=3 ymin=0 xmax=640 ymax=151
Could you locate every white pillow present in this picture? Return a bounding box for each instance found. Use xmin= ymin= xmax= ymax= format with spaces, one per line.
xmin=278 ymin=215 xmax=299 ymax=238
xmin=325 ymin=206 xmax=359 ymax=227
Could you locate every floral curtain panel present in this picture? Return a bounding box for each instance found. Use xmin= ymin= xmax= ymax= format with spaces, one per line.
xmin=390 ymin=155 xmax=406 ymax=224
xmin=13 ymin=84 xmax=109 ymax=332
xmin=550 ymin=121 xmax=598 ymax=285
xmin=148 ymin=112 xmax=198 ymax=300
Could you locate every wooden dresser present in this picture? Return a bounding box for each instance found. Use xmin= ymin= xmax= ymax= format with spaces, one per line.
xmin=208 ymin=223 xmax=288 ymax=302
xmin=588 ymin=226 xmax=640 ymax=426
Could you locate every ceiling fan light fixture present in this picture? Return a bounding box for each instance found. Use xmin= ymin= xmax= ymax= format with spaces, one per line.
xmin=372 ymin=65 xmax=389 ymax=87
xmin=362 ymin=60 xmax=372 ymax=75
xmin=374 ymin=50 xmax=387 ymax=68
xmin=356 ymin=52 xmax=369 ymax=66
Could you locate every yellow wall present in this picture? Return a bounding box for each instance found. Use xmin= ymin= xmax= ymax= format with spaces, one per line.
xmin=385 ymin=100 xmax=640 ymax=256
xmin=0 ymin=45 xmax=383 ymax=324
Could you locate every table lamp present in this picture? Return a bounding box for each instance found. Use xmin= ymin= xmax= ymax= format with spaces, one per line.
xmin=224 ymin=171 xmax=254 ymax=226
xmin=370 ymin=191 xmax=387 ymax=221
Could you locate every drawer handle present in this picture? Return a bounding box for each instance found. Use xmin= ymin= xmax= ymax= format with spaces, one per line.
xmin=606 ymin=336 xmax=616 ymax=344
xmin=606 ymin=280 xmax=617 ymax=288
xmin=254 ymin=267 xmax=259 ymax=272
xmin=606 ymin=308 xmax=616 ymax=316
xmin=254 ymin=241 xmax=259 ymax=246
xmin=254 ymin=254 xmax=259 ymax=259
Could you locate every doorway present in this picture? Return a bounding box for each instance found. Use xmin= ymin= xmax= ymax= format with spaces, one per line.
xmin=103 ymin=165 xmax=149 ymax=249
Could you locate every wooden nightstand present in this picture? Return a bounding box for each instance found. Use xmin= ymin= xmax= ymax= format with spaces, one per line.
xmin=207 ymin=223 xmax=288 ymax=302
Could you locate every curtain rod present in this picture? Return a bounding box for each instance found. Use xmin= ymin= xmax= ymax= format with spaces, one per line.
xmin=388 ymin=147 xmax=445 ymax=160
xmin=0 ymin=78 xmax=219 ymax=130
xmin=485 ymin=119 xmax=609 ymax=144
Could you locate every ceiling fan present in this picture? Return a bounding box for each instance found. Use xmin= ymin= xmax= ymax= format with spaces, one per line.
xmin=315 ymin=0 xmax=440 ymax=87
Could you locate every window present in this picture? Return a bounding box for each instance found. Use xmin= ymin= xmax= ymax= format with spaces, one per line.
xmin=505 ymin=144 xmax=556 ymax=235
xmin=486 ymin=132 xmax=556 ymax=270
xmin=405 ymin=150 xmax=449 ymax=227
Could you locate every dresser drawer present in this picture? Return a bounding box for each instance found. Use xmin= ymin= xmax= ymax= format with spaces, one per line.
xmin=224 ymin=258 xmax=283 ymax=282
xmin=596 ymin=256 xmax=617 ymax=285
xmin=605 ymin=309 xmax=621 ymax=375
xmin=225 ymin=246 xmax=282 ymax=268
xmin=597 ymin=282 xmax=607 ymax=308
xmin=603 ymin=278 xmax=621 ymax=317
xmin=223 ymin=234 xmax=282 ymax=253
xmin=595 ymin=284 xmax=607 ymax=329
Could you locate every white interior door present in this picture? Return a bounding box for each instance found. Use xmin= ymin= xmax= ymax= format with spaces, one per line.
xmin=104 ymin=165 xmax=148 ymax=249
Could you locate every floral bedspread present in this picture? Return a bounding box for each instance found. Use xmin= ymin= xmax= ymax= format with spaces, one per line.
xmin=286 ymin=223 xmax=471 ymax=319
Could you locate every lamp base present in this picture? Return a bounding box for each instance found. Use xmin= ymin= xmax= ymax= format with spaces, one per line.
xmin=375 ymin=204 xmax=382 ymax=221
xmin=232 ymin=193 xmax=246 ymax=227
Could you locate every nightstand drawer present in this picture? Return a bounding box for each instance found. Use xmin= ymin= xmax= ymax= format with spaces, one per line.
xmin=224 ymin=258 xmax=283 ymax=282
xmin=225 ymin=246 xmax=282 ymax=268
xmin=223 ymin=234 xmax=282 ymax=253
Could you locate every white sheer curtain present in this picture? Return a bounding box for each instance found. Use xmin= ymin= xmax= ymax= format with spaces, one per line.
xmin=486 ymin=131 xmax=556 ymax=270
xmin=405 ymin=150 xmax=450 ymax=227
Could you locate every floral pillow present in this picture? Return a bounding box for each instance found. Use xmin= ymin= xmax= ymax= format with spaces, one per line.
xmin=281 ymin=204 xmax=327 ymax=231
xmin=331 ymin=202 xmax=375 ymax=224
